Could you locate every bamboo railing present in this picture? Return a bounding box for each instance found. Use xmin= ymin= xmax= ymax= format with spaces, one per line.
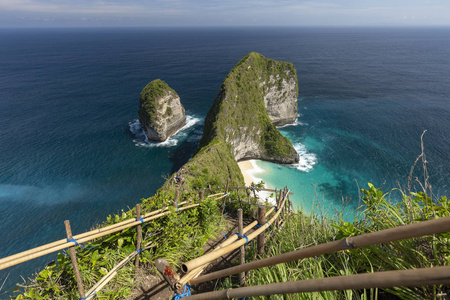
xmin=1 ymin=184 xmax=278 ymax=299
xmin=181 ymin=215 xmax=450 ymax=299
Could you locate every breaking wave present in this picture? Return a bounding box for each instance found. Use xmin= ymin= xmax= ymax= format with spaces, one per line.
xmin=292 ymin=142 xmax=317 ymax=172
xmin=129 ymin=115 xmax=202 ymax=148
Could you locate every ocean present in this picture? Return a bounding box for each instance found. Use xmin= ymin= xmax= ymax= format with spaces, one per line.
xmin=0 ymin=27 xmax=449 ymax=294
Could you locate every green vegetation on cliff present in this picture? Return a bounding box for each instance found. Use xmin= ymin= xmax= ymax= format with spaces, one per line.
xmin=138 ymin=79 xmax=177 ymax=129
xmin=199 ymin=52 xmax=299 ymax=163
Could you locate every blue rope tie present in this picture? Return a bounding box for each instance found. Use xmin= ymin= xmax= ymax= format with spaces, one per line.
xmin=255 ymin=222 xmax=270 ymax=228
xmin=67 ymin=238 xmax=98 ymax=250
xmin=274 ymin=205 xmax=278 ymax=212
xmin=78 ymin=291 xmax=96 ymax=300
xmin=174 ymin=284 xmax=191 ymax=299
xmin=135 ymin=248 xmax=143 ymax=254
xmin=234 ymin=233 xmax=249 ymax=244
xmin=176 ymin=201 xmax=179 ymax=212
xmin=223 ymin=233 xmax=227 ymax=240
xmin=135 ymin=216 xmax=145 ymax=224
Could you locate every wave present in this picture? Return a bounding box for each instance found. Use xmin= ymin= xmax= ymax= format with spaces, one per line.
xmin=292 ymin=142 xmax=317 ymax=172
xmin=129 ymin=115 xmax=202 ymax=148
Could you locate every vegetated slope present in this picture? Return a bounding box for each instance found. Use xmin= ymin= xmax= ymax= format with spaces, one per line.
xmin=164 ymin=52 xmax=300 ymax=192
xmin=199 ymin=52 xmax=299 ymax=164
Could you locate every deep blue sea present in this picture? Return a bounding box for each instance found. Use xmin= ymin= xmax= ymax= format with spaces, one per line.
xmin=0 ymin=27 xmax=449 ymax=295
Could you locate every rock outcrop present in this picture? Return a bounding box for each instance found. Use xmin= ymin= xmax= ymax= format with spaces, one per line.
xmin=263 ymin=73 xmax=298 ymax=126
xmin=198 ymin=52 xmax=299 ymax=164
xmin=138 ymin=79 xmax=186 ymax=142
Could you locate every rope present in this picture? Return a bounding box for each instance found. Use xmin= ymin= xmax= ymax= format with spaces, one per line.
xmin=223 ymin=233 xmax=227 ymax=240
xmin=234 ymin=233 xmax=249 ymax=244
xmin=274 ymin=205 xmax=278 ymax=212
xmin=135 ymin=249 xmax=143 ymax=254
xmin=135 ymin=216 xmax=145 ymax=224
xmin=255 ymin=222 xmax=270 ymax=228
xmin=67 ymin=238 xmax=98 ymax=250
xmin=174 ymin=284 xmax=191 ymax=299
xmin=78 ymin=291 xmax=96 ymax=300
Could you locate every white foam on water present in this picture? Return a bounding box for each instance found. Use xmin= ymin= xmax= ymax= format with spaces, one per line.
xmin=292 ymin=142 xmax=317 ymax=172
xmin=129 ymin=115 xmax=202 ymax=148
xmin=276 ymin=114 xmax=307 ymax=128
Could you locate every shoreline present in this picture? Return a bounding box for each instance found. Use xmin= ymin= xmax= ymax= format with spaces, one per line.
xmin=237 ymin=159 xmax=276 ymax=204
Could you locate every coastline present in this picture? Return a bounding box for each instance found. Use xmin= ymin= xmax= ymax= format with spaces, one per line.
xmin=237 ymin=159 xmax=276 ymax=204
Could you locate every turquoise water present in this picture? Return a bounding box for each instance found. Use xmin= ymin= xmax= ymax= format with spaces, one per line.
xmin=1 ymin=27 xmax=450 ymax=294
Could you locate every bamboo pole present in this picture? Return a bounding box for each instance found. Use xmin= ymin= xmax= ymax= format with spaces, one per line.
xmin=64 ymin=220 xmax=85 ymax=299
xmin=238 ymin=209 xmax=245 ymax=286
xmin=134 ymin=204 xmax=142 ymax=269
xmin=257 ymin=205 xmax=266 ymax=257
xmin=0 ymin=203 xmax=200 ymax=271
xmin=177 ymin=205 xmax=278 ymax=287
xmin=184 ymin=265 xmax=450 ymax=300
xmin=189 ymin=215 xmax=450 ymax=286
xmin=182 ymin=196 xmax=287 ymax=273
xmin=0 ymin=200 xmax=189 ymax=266
xmin=85 ymin=243 xmax=155 ymax=298
xmin=207 ymin=193 xmax=224 ymax=198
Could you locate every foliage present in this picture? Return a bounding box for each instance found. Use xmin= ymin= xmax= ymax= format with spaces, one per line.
xmin=220 ymin=184 xmax=450 ymax=299
xmin=138 ymin=79 xmax=178 ymax=128
xmin=11 ymin=188 xmax=227 ymax=299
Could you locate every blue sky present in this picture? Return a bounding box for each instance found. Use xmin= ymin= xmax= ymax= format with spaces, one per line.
xmin=0 ymin=0 xmax=449 ymax=27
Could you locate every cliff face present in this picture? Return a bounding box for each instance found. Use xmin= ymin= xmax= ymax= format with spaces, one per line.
xmin=263 ymin=73 xmax=298 ymax=126
xmin=199 ymin=52 xmax=299 ymax=164
xmin=138 ymin=79 xmax=186 ymax=142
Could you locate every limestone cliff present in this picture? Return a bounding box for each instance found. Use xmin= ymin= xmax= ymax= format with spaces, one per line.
xmin=198 ymin=52 xmax=299 ymax=164
xmin=138 ymin=79 xmax=186 ymax=142
xmin=263 ymin=73 xmax=298 ymax=126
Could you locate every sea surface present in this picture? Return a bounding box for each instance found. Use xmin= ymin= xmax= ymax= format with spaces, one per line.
xmin=0 ymin=27 xmax=449 ymax=295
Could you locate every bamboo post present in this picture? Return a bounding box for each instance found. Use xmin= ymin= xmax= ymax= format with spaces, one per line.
xmin=238 ymin=209 xmax=245 ymax=286
xmin=275 ymin=190 xmax=281 ymax=228
xmin=64 ymin=220 xmax=85 ymax=299
xmin=156 ymin=258 xmax=182 ymax=293
xmin=252 ymin=185 xmax=257 ymax=200
xmin=199 ymin=190 xmax=205 ymax=201
xmin=257 ymin=205 xmax=266 ymax=257
xmin=135 ymin=204 xmax=142 ymax=269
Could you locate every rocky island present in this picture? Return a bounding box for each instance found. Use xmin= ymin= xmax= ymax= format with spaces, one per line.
xmin=166 ymin=52 xmax=300 ymax=190
xmin=199 ymin=51 xmax=299 ymax=164
xmin=138 ymin=79 xmax=186 ymax=142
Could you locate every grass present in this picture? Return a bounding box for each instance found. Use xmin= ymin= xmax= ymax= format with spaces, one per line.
xmin=219 ymin=183 xmax=450 ymax=299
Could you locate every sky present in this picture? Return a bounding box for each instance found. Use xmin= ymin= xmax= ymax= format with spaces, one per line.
xmin=0 ymin=0 xmax=449 ymax=28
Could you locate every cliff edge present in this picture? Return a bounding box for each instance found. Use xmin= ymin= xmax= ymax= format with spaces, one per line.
xmin=199 ymin=52 xmax=299 ymax=164
xmin=138 ymin=79 xmax=186 ymax=142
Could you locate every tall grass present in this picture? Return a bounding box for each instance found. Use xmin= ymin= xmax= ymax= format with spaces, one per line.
xmin=220 ymin=181 xmax=450 ymax=299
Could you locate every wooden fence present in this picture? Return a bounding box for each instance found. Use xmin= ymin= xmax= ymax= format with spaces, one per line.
xmin=0 ymin=184 xmax=283 ymax=299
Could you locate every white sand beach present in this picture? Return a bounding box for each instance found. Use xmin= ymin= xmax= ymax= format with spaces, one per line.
xmin=237 ymin=160 xmax=276 ymax=204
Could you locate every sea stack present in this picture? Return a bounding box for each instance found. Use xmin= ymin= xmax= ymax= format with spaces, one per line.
xmin=199 ymin=52 xmax=299 ymax=164
xmin=138 ymin=79 xmax=186 ymax=142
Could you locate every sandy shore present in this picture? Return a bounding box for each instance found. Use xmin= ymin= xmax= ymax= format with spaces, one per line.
xmin=238 ymin=160 xmax=255 ymax=186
